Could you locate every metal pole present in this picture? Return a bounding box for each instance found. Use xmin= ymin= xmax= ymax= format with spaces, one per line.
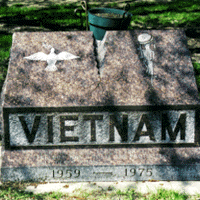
xmin=81 ymin=0 xmax=89 ymax=31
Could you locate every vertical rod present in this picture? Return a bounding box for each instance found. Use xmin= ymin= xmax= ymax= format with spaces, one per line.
xmin=81 ymin=0 xmax=89 ymax=31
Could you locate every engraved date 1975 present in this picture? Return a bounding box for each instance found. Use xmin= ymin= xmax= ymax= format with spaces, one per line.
xmin=125 ymin=168 xmax=153 ymax=177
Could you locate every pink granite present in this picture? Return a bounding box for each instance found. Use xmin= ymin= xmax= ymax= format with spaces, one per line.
xmin=3 ymin=30 xmax=199 ymax=108
xmin=1 ymin=30 xmax=200 ymax=181
xmin=2 ymin=147 xmax=200 ymax=168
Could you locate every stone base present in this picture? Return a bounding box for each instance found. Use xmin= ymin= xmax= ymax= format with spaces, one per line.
xmin=2 ymin=164 xmax=200 ymax=182
xmin=1 ymin=30 xmax=200 ymax=182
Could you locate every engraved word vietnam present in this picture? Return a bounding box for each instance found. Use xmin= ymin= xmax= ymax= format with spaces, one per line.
xmin=24 ymin=43 xmax=80 ymax=71
xmin=9 ymin=110 xmax=195 ymax=147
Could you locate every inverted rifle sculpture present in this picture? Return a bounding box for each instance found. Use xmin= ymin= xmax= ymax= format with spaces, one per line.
xmin=138 ymin=33 xmax=155 ymax=85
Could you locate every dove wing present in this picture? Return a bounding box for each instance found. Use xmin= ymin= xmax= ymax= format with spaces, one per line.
xmin=56 ymin=52 xmax=80 ymax=60
xmin=24 ymin=52 xmax=48 ymax=61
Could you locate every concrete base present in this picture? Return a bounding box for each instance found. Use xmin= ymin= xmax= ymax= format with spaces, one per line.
xmin=24 ymin=181 xmax=200 ymax=196
xmin=0 ymin=146 xmax=200 ymax=197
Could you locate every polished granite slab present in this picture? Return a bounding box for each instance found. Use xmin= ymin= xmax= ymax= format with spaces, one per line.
xmin=1 ymin=30 xmax=200 ymax=182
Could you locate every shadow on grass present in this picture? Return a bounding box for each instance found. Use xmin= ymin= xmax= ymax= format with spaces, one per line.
xmin=0 ymin=32 xmax=12 ymax=92
xmin=0 ymin=182 xmax=44 ymax=199
xmin=0 ymin=181 xmax=69 ymax=199
xmin=0 ymin=4 xmax=85 ymax=32
xmin=0 ymin=0 xmax=8 ymax=7
xmin=0 ymin=0 xmax=199 ymax=33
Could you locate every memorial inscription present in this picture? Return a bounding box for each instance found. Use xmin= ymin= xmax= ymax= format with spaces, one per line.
xmin=1 ymin=30 xmax=200 ymax=182
xmin=6 ymin=109 xmax=195 ymax=149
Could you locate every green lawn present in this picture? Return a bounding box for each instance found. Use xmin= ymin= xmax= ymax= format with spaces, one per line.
xmin=0 ymin=181 xmax=199 ymax=199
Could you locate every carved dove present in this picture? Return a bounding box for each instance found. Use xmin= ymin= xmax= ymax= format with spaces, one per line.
xmin=24 ymin=47 xmax=80 ymax=71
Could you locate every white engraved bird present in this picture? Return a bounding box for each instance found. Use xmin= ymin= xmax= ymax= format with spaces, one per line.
xmin=24 ymin=45 xmax=80 ymax=71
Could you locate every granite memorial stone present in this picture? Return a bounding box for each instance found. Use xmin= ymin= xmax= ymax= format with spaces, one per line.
xmin=1 ymin=30 xmax=200 ymax=182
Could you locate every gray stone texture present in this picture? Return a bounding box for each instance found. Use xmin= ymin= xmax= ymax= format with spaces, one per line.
xmin=2 ymin=165 xmax=200 ymax=182
xmin=8 ymin=110 xmax=195 ymax=147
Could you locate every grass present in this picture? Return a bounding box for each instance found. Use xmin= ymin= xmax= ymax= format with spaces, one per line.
xmin=0 ymin=0 xmax=200 ymax=199
xmin=1 ymin=181 xmax=200 ymax=199
xmin=0 ymin=33 xmax=12 ymax=90
xmin=193 ymin=62 xmax=200 ymax=91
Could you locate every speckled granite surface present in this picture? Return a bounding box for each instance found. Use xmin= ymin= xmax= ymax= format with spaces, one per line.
xmin=3 ymin=31 xmax=98 ymax=107
xmin=1 ymin=30 xmax=200 ymax=182
xmin=3 ymin=147 xmax=200 ymax=168
xmin=102 ymin=30 xmax=199 ymax=105
xmin=2 ymin=30 xmax=199 ymax=108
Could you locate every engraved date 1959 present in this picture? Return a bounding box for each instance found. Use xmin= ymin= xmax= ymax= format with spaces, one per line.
xmin=53 ymin=169 xmax=80 ymax=178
